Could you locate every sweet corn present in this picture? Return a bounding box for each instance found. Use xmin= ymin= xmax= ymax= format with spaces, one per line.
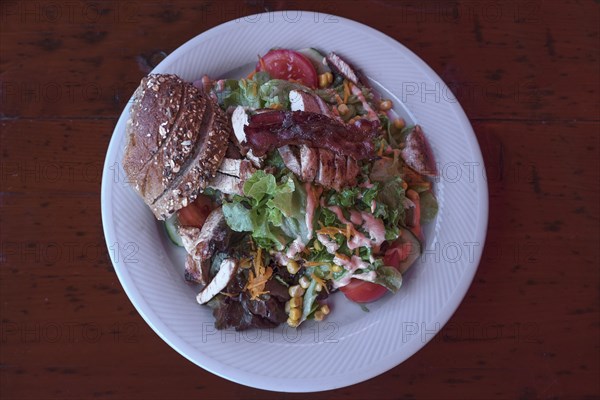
xmin=288 ymin=285 xmax=305 ymax=298
xmin=319 ymin=72 xmax=333 ymax=88
xmin=320 ymin=304 xmax=330 ymax=315
xmin=286 ymin=259 xmax=300 ymax=274
xmin=379 ymin=99 xmax=393 ymax=111
xmin=331 ymin=264 xmax=342 ymax=273
xmin=287 ymin=317 xmax=300 ymax=327
xmin=394 ymin=118 xmax=405 ymax=130
xmin=315 ymin=283 xmax=323 ymax=292
xmin=289 ymin=296 xmax=303 ymax=308
xmin=313 ymin=240 xmax=322 ymax=251
xmin=299 ymin=276 xmax=310 ymax=289
xmin=314 ymin=311 xmax=325 ymax=321
xmin=289 ymin=308 xmax=301 ymax=320
xmin=337 ymin=103 xmax=349 ymax=115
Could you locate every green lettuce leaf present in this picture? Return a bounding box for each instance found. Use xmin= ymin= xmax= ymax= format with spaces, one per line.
xmin=259 ymin=79 xmax=310 ymax=109
xmin=222 ymin=171 xmax=309 ymax=250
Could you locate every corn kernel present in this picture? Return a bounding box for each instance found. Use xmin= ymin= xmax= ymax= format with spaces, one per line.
xmin=287 ymin=317 xmax=300 ymax=327
xmin=394 ymin=118 xmax=405 ymax=130
xmin=289 ymin=308 xmax=301 ymax=320
xmin=319 ymin=72 xmax=333 ymax=88
xmin=284 ymin=301 xmax=291 ymax=313
xmin=286 ymin=259 xmax=300 ymax=274
xmin=315 ymin=283 xmax=323 ymax=292
xmin=337 ymin=103 xmax=349 ymax=115
xmin=299 ymin=276 xmax=310 ymax=289
xmin=331 ymin=264 xmax=342 ymax=273
xmin=320 ymin=304 xmax=330 ymax=315
xmin=314 ymin=311 xmax=325 ymax=321
xmin=379 ymin=99 xmax=393 ymax=111
xmin=313 ymin=240 xmax=322 ymax=251
xmin=288 ymin=285 xmax=305 ymax=298
xmin=289 ymin=296 xmax=303 ymax=308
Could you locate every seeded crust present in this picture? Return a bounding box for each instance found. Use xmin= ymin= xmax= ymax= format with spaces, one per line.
xmin=123 ymin=74 xmax=186 ymax=198
xmin=122 ymin=74 xmax=230 ymax=220
xmin=151 ymin=95 xmax=230 ymax=219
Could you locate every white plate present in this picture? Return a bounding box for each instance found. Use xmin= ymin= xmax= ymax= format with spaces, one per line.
xmin=101 ymin=11 xmax=488 ymax=392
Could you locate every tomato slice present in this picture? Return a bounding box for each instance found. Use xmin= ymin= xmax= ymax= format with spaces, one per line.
xmin=340 ymin=279 xmax=388 ymax=303
xmin=383 ymin=241 xmax=413 ymax=270
xmin=177 ymin=195 xmax=214 ymax=229
xmin=256 ymin=49 xmax=318 ymax=88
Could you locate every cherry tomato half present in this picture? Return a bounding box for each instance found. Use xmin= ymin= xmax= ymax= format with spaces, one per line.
xmin=177 ymin=195 xmax=214 ymax=229
xmin=340 ymin=279 xmax=388 ymax=303
xmin=256 ymin=49 xmax=318 ymax=88
xmin=383 ymin=241 xmax=413 ymax=271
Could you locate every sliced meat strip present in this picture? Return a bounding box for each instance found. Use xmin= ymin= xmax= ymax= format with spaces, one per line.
xmin=289 ymin=90 xmax=323 ymax=114
xmin=300 ymin=145 xmax=319 ymax=183
xmin=316 ymin=149 xmax=336 ymax=188
xmin=332 ymin=153 xmax=347 ymax=192
xmin=207 ymin=159 xmax=256 ymax=195
xmin=243 ymin=110 xmax=378 ymax=160
xmin=178 ymin=207 xmax=231 ymax=285
xmin=197 ymin=258 xmax=238 ymax=304
xmin=278 ymin=145 xmax=302 ymax=176
xmin=326 ymin=52 xmax=360 ymax=85
xmin=400 ymin=125 xmax=437 ymax=176
xmin=345 ymin=156 xmax=360 ymax=186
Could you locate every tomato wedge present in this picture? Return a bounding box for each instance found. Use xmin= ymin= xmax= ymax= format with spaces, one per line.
xmin=256 ymin=49 xmax=318 ymax=88
xmin=340 ymin=279 xmax=387 ymax=303
xmin=383 ymin=241 xmax=413 ymax=270
xmin=341 ymin=239 xmax=415 ymax=303
xmin=177 ymin=195 xmax=214 ymax=229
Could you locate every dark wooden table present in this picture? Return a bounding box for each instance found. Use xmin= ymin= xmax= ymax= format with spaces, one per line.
xmin=1 ymin=1 xmax=598 ymax=399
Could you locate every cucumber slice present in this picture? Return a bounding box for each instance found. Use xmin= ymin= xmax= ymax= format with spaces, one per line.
xmin=419 ymin=190 xmax=438 ymax=224
xmin=297 ymin=48 xmax=330 ymax=74
xmin=397 ymin=227 xmax=422 ymax=274
xmin=164 ymin=214 xmax=184 ymax=247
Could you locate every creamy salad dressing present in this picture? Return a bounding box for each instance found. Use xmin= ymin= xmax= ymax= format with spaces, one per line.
xmin=317 ymin=233 xmax=340 ymax=254
xmin=325 ymin=203 xmax=386 ymax=251
xmin=286 ymin=238 xmax=305 ymax=259
xmin=332 ymin=254 xmax=374 ymax=288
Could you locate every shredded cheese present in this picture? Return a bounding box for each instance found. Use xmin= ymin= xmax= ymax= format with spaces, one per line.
xmin=343 ymin=80 xmax=350 ymax=104
xmin=334 ymin=93 xmax=344 ymax=105
xmin=311 ymin=273 xmax=329 ymax=293
xmin=245 ymin=248 xmax=273 ymax=300
xmin=304 ymin=261 xmax=330 ymax=267
xmin=378 ymin=141 xmax=385 ymax=156
xmin=317 ymin=226 xmax=346 ymax=237
xmin=334 ymin=252 xmax=351 ymax=263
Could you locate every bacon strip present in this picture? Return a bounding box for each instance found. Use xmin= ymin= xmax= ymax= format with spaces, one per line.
xmin=243 ymin=111 xmax=379 ymax=160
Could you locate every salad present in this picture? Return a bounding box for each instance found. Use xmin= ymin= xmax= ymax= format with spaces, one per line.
xmin=155 ymin=48 xmax=438 ymax=330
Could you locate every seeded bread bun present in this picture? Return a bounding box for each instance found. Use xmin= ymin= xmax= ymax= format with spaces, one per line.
xmin=122 ymin=74 xmax=230 ymax=220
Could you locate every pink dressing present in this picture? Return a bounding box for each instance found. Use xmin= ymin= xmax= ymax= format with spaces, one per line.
xmin=332 ymin=255 xmax=373 ymax=288
xmin=286 ymin=237 xmax=305 ymax=259
xmin=324 ymin=203 xmax=386 ymax=251
xmin=351 ymin=85 xmax=379 ymax=121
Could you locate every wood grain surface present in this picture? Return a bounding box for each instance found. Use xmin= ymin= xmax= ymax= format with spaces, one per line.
xmin=1 ymin=1 xmax=598 ymax=399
